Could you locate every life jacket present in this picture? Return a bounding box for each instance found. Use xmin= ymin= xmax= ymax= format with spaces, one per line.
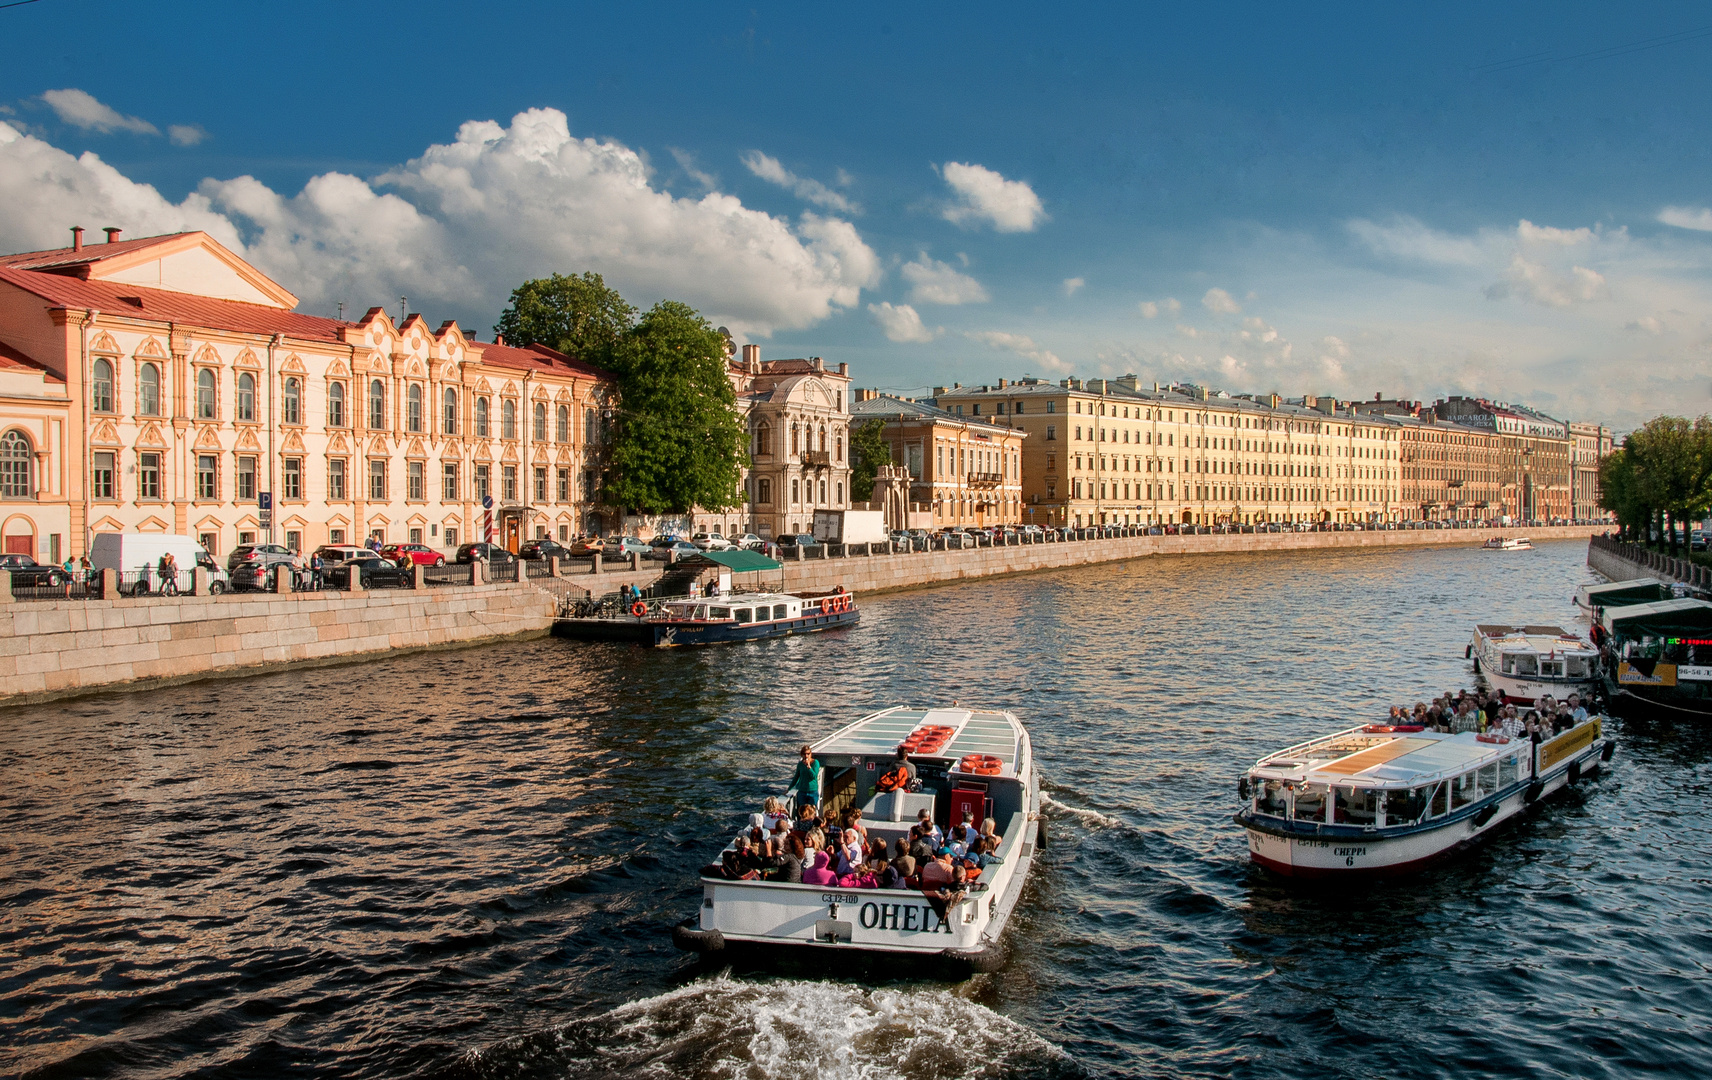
xmin=875 ymin=765 xmax=910 ymax=792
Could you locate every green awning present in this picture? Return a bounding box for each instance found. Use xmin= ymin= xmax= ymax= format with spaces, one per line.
xmin=1603 ymin=598 xmax=1712 ymax=637
xmin=683 ymin=549 xmax=783 ymax=572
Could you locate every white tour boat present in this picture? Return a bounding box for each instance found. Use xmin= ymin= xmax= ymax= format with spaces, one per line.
xmin=672 ymin=706 xmax=1043 ymax=972
xmin=1467 ymin=623 xmax=1601 ymax=705
xmin=1235 ymin=715 xmax=1611 ymax=878
xmin=1483 ymin=536 xmax=1533 ymax=551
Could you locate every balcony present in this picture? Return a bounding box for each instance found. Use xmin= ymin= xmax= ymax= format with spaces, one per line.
xmin=802 ymin=450 xmax=831 ymax=466
xmin=967 ymin=471 xmax=1002 ymax=485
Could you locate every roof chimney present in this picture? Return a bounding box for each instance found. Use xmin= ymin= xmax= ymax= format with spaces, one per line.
xmin=742 ymin=343 xmax=760 ymax=372
xmin=932 ymin=387 xmax=948 ymax=398
xmin=103 ymin=227 xmax=122 ymax=244
xmin=70 ymin=226 xmax=84 ymax=252
xmin=837 ymin=361 xmax=847 ymax=376
xmin=997 ymin=378 xmax=1008 ymax=389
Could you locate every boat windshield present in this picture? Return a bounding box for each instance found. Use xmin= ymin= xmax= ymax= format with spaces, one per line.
xmin=1292 ymin=783 xmax=1326 ymax=822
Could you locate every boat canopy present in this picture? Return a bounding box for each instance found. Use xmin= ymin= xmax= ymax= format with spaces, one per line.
xmin=1254 ymin=730 xmax=1514 ymax=787
xmin=813 ymin=706 xmax=1025 ymax=774
xmin=1577 ymin=578 xmax=1670 ymax=608
xmin=1475 ymin=623 xmax=1583 ymax=640
xmin=1601 ymin=598 xmax=1712 ymax=638
xmin=683 ymin=549 xmax=783 ymax=572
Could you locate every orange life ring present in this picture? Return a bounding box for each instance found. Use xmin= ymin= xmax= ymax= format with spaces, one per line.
xmin=630 ymin=601 xmax=647 ymax=617
xmin=973 ymin=764 xmax=1001 ymax=776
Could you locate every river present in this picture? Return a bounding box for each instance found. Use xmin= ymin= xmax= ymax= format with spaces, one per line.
xmin=3 ymin=538 xmax=1710 ymax=1079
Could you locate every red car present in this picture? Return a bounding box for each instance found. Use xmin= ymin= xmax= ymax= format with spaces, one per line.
xmin=379 ymin=543 xmax=446 ymax=567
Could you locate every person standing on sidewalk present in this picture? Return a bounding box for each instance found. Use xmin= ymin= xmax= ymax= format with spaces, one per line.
xmin=309 ymin=551 xmax=324 ymax=591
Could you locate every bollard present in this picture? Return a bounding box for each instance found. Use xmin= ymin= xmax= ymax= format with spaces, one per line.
xmin=100 ymin=567 xmax=116 ymax=598
xmin=470 ymin=558 xmax=484 ymax=586
xmin=414 ymin=564 xmax=426 ymax=590
xmin=192 ymin=566 xmax=210 ymax=596
xmin=0 ymin=569 xmax=11 ymax=604
xmin=549 ymin=556 xmax=560 ymax=578
xmin=274 ymin=566 xmax=293 ymax=594
xmin=514 ymin=558 xmax=526 ymax=583
xmin=348 ymin=563 xmax=365 ymax=593
xmin=590 ymin=552 xmax=602 ymax=576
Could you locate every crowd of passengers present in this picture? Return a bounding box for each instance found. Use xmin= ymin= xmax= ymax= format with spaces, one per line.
xmin=710 ymin=797 xmax=1006 ymax=915
xmin=1386 ymin=687 xmax=1590 ymax=741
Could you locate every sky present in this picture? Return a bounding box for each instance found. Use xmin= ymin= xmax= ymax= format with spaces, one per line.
xmin=2 ymin=1 xmax=1711 ymax=430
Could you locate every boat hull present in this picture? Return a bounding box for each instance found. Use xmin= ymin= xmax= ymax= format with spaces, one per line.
xmin=1603 ymin=670 xmax=1712 ymax=719
xmin=1476 ymin=668 xmax=1599 ymax=706
xmin=649 ymin=606 xmax=858 ymax=647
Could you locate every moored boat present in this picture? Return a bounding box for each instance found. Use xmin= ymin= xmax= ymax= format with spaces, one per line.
xmin=672 ymin=706 xmax=1043 ymax=971
xmin=640 ymin=588 xmax=858 ymax=647
xmin=1467 ymin=623 xmax=1600 ymax=705
xmin=1599 ymin=597 xmax=1712 ymax=719
xmin=1235 ymin=715 xmax=1610 ymax=878
xmin=1574 ymin=577 xmax=1672 ymax=618
xmin=1483 ymin=536 xmax=1533 ymax=551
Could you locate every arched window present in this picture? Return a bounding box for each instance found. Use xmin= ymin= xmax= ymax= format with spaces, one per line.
xmin=237 ymin=373 xmax=256 ymax=422
xmin=139 ymin=363 xmax=161 ymax=416
xmin=819 ymin=425 xmax=827 ymax=452
xmin=0 ymin=430 xmax=31 ymax=499
xmin=791 ymin=424 xmax=800 ymax=455
xmin=283 ymin=378 xmax=301 ymax=425
xmin=196 ymin=368 xmax=217 ymax=419
xmin=368 ymin=379 xmax=385 ymax=429
xmin=756 ymin=423 xmax=771 ymax=456
xmin=91 ymin=359 xmax=114 ymax=412
xmin=406 ymin=384 xmax=423 ymax=432
xmin=835 ymin=433 xmax=843 ymax=461
xmin=443 ymin=388 xmax=459 ymax=434
xmin=327 ymin=382 xmax=346 ymax=427
xmin=502 ymin=399 xmax=517 ymax=440
xmin=556 ymin=404 xmax=569 ymax=442
xmin=533 ymin=401 xmax=547 ymax=441
xmin=476 ymin=397 xmax=490 ymax=437
xmin=583 ymin=408 xmax=595 ymax=444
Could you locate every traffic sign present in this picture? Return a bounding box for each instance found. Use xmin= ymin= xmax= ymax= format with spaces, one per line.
xmin=259 ymin=492 xmax=272 ymax=510
xmin=482 ymin=495 xmax=494 ymax=510
xmin=259 ymin=511 xmax=272 ymax=528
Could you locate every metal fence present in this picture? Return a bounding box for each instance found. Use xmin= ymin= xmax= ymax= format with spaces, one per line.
xmin=424 ymin=563 xmax=475 ymax=587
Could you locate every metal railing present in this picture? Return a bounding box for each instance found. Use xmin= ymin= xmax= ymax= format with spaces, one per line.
xmin=424 ymin=563 xmax=475 ymax=587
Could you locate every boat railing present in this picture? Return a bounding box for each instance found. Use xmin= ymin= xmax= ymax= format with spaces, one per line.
xmin=1254 ymin=724 xmax=1377 ymax=767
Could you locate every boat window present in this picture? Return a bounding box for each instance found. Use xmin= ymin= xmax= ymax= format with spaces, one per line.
xmin=1430 ymin=782 xmax=1449 ymax=818
xmin=1501 ymin=654 xmax=1518 ymax=675
xmin=1257 ymin=779 xmax=1288 ymax=816
xmin=1384 ymin=787 xmax=1428 ymax=826
xmin=1333 ymin=786 xmax=1378 ymax=825
xmin=1291 ymin=783 xmax=1326 ymax=822
xmin=1540 ymin=660 xmax=1562 ymax=678
xmin=773 ymin=604 xmax=788 ymax=620
xmin=734 ymin=608 xmax=752 ymax=624
xmin=693 ymin=605 xmax=708 ymax=619
xmin=1451 ymin=772 xmax=1479 ymax=809
xmin=1515 ymin=654 xmax=1538 ymax=676
xmin=1478 ymin=763 xmax=1499 ymax=796
xmin=1566 ymin=656 xmax=1589 ymax=677
xmin=709 ymin=607 xmax=731 ymax=620
xmin=1498 ymin=753 xmax=1519 ymax=787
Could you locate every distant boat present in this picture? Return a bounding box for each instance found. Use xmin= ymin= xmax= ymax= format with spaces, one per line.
xmin=1483 ymin=536 xmax=1532 ymax=551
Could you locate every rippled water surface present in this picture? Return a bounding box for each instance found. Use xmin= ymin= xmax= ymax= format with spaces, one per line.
xmin=5 ymin=539 xmax=1711 ymax=1079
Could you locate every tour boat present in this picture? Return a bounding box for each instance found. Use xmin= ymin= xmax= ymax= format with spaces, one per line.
xmin=1574 ymin=577 xmax=1677 ymax=617
xmin=1483 ymin=536 xmax=1533 ymax=551
xmin=672 ymin=706 xmax=1043 ymax=972
xmin=1235 ymin=716 xmax=1611 ymax=878
xmin=1599 ymin=597 xmax=1712 ymax=718
xmin=642 ymin=588 xmax=858 ymax=647
xmin=1467 ymin=624 xmax=1600 ymax=705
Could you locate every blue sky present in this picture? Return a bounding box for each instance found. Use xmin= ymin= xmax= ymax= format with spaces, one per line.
xmin=3 ymin=1 xmax=1711 ymax=428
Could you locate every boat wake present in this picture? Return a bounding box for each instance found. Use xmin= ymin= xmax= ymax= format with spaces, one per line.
xmin=455 ymin=975 xmax=1076 ymax=1080
xmin=1041 ymin=793 xmax=1121 ymax=830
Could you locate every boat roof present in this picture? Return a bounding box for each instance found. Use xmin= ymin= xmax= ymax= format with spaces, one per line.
xmin=1577 ymin=578 xmax=1670 ymax=605
xmin=1473 ymin=624 xmax=1594 ymax=652
xmin=664 ymin=592 xmax=804 ymax=605
xmin=1253 ymin=730 xmax=1517 ymax=787
xmin=813 ymin=706 xmax=1026 ymax=774
xmin=681 ymin=549 xmax=782 ymax=572
xmin=1601 ymin=597 xmax=1712 ymax=635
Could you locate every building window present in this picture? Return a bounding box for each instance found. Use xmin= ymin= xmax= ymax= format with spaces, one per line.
xmin=237 ymin=372 xmax=256 ymax=421
xmin=836 ymin=434 xmax=843 ymax=462
xmin=584 ymin=408 xmax=596 ymax=445
xmin=406 ymin=384 xmax=423 ymax=432
xmin=0 ymin=431 xmax=32 ymax=499
xmin=139 ymin=363 xmax=161 ymax=416
xmin=92 ymin=451 xmax=115 ymax=499
xmin=137 ymin=451 xmax=161 ymax=499
xmin=199 ymin=531 xmax=217 ymax=555
xmin=444 ymin=527 xmax=457 ymax=548
xmin=368 ymin=459 xmax=386 ymax=500
xmin=283 ymin=457 xmax=302 ymax=500
xmin=476 ymin=397 xmax=490 ymax=437
xmin=407 ymin=460 xmax=425 ymax=500
xmin=502 ymin=464 xmax=518 ymax=501
xmin=757 ymin=478 xmax=772 ymax=504
xmin=443 ymin=462 xmax=459 ymax=501
xmin=1046 ymin=425 xmax=1056 ymax=441
xmin=582 ymin=469 xmax=595 ymax=500
xmin=443 ymin=388 xmax=459 ymax=434
xmin=756 ymin=423 xmax=771 ymax=456
xmin=196 ymin=454 xmax=217 ymax=499
xmin=791 ymin=478 xmax=800 ymax=504
xmin=791 ymin=425 xmax=800 ymax=455
xmin=534 ymin=466 xmax=547 ymax=502
xmin=502 ymin=400 xmax=517 ymax=440
xmin=475 ymin=464 xmax=490 ymax=501
xmin=92 ymin=359 xmax=115 ymax=412
xmin=556 ymin=405 xmax=569 ymax=442
xmin=836 ymin=481 xmax=843 ymax=503
xmin=327 ymin=382 xmax=346 ymax=427
xmin=369 ymin=380 xmax=386 ymax=429
xmin=196 ymin=368 xmax=217 ymax=419
xmin=556 ymin=467 xmax=569 ymax=502
xmin=237 ymin=456 xmax=257 ymax=500
xmin=327 ymin=459 xmax=345 ymax=500
xmin=283 ymin=378 xmax=301 ymax=425
xmin=533 ymin=402 xmax=547 ymax=441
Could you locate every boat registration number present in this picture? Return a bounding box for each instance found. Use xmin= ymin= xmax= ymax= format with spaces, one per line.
xmin=820 ymin=892 xmax=861 ymax=904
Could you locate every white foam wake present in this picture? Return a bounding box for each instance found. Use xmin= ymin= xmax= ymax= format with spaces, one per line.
xmin=1040 ymin=793 xmax=1121 ymax=830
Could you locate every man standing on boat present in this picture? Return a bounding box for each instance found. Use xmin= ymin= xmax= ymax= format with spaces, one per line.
xmin=789 ymin=745 xmax=820 ymax=811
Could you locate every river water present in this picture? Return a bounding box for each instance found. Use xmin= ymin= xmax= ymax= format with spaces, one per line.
xmin=4 ymin=539 xmax=1710 ymax=1079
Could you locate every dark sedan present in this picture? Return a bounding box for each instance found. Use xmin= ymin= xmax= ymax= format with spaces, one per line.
xmin=0 ymin=553 xmax=69 ymax=587
xmin=326 ymin=556 xmax=414 ymax=589
xmin=518 ymin=539 xmax=572 ymax=561
xmin=454 ymin=542 xmax=518 ymax=565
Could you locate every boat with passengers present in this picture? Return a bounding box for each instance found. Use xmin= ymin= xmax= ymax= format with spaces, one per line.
xmin=1467 ymin=623 xmax=1600 ymax=705
xmin=640 ymin=588 xmax=857 ymax=647
xmin=672 ymin=706 xmax=1043 ymax=972
xmin=1599 ymin=597 xmax=1712 ymax=719
xmin=1483 ymin=536 xmax=1533 ymax=551
xmin=1235 ymin=712 xmax=1611 ymax=878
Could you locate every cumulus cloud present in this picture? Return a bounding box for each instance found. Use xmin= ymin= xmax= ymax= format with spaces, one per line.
xmin=1485 ymin=255 xmax=1606 ymax=307
xmin=741 ymin=150 xmax=857 ymax=214
xmin=40 ymin=89 xmax=158 ymax=135
xmin=900 ymin=253 xmax=988 ymax=305
xmin=1138 ymin=297 xmax=1180 ymax=318
xmin=963 ymin=329 xmax=1068 ymax=372
xmin=868 ymin=301 xmax=938 ymax=343
xmin=1062 ymin=276 xmax=1084 ymax=296
xmin=167 ymin=124 xmax=208 ymax=147
xmin=0 ymin=109 xmax=882 ymax=338
xmin=1659 ymin=206 xmax=1712 ymax=232
xmin=1201 ymin=287 xmax=1241 ymax=315
xmin=939 ymin=162 xmax=1045 ymax=232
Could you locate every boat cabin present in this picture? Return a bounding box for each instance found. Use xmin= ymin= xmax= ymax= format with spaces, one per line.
xmin=655 ymin=591 xmax=846 ymax=625
xmin=1474 ymin=625 xmax=1597 ymax=682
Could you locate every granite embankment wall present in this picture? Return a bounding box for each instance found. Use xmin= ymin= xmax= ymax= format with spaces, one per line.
xmin=1586 ymin=535 xmax=1712 ymax=591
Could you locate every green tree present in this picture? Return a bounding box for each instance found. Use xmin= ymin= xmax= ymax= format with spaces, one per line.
xmin=492 ymin=272 xmax=637 ymax=359
xmin=848 ymin=418 xmax=890 ymax=503
xmin=602 ymin=301 xmax=748 ymax=514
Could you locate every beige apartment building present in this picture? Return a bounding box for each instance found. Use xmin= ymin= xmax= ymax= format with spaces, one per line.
xmin=849 ymin=392 xmax=1025 ymax=527
xmin=1570 ymin=421 xmax=1613 ymax=521
xmin=0 ymin=229 xmax=617 ymax=561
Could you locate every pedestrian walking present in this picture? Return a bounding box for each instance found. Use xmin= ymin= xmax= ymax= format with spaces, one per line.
xmin=159 ymin=552 xmax=179 ymax=596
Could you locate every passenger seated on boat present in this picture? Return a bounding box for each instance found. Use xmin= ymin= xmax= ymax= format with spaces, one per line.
xmin=875 ymin=747 xmax=918 ymax=792
xmin=877 ymin=858 xmax=904 ymax=890
xmin=916 ymin=808 xmax=944 ymax=846
xmin=793 ymin=803 xmax=820 ymax=834
xmin=801 ymin=850 xmax=838 ymax=886
xmin=919 ymin=849 xmax=954 ymax=889
xmin=721 ymin=837 xmax=762 ymax=880
xmin=1496 ymin=707 xmax=1524 ymax=740
xmin=892 ymin=837 xmax=910 ymax=862
xmin=909 ymin=827 xmax=936 ymax=864
xmin=980 ymin=817 xmax=1000 ymax=844
xmin=761 ymin=796 xmax=791 ymax=832
xmin=1412 ymin=702 xmax=1429 ymax=723
xmin=952 ymin=811 xmax=981 ymax=849
xmin=921 ymin=860 xmax=969 ymax=921
xmin=837 ymin=830 xmax=865 ymax=876
xmin=1451 ymin=701 xmax=1481 ymax=734
xmin=890 ymin=855 xmax=916 ymax=887
xmin=844 ymin=807 xmax=869 ymax=842
xmin=1567 ymin=694 xmax=1588 ymax=723
xmin=774 ymin=834 xmax=805 ymax=883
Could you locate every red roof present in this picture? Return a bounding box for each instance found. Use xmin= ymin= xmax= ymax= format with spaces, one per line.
xmin=474 ymin=339 xmax=614 ymax=381
xmin=0 ymin=337 xmax=62 ymax=381
xmin=0 ymin=232 xmax=196 ymax=276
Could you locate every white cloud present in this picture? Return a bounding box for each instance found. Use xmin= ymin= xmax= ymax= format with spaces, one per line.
xmin=868 ymin=301 xmax=937 ymax=343
xmin=668 ymin=148 xmax=717 ymax=191
xmin=1348 ymin=216 xmax=1487 ymax=265
xmin=1485 ymin=254 xmax=1606 ymax=307
xmin=741 ymin=150 xmax=857 ymax=214
xmin=40 ymin=89 xmax=158 ymax=136
xmin=1062 ymin=276 xmax=1084 ymax=296
xmin=1201 ymin=287 xmax=1241 ymax=315
xmin=1139 ymin=297 xmax=1180 ymax=318
xmin=1659 ymin=206 xmax=1712 ymax=232
xmin=900 ymin=253 xmax=988 ymax=305
xmin=1626 ymin=315 xmax=1664 ymax=335
xmin=167 ymin=124 xmax=208 ymax=147
xmin=963 ymin=329 xmax=1068 ymax=372
xmin=1516 ymin=219 xmax=1594 ymax=246
xmin=939 ymin=162 xmax=1045 ymax=232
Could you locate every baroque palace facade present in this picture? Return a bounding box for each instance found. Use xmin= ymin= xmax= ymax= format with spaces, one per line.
xmin=849 ymin=391 xmax=1026 ymax=528
xmin=0 ymin=230 xmax=616 ymax=561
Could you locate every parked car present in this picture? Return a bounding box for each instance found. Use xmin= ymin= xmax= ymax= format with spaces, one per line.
xmin=225 ymin=543 xmax=298 ymax=590
xmin=1019 ymin=524 xmax=1045 ymax=537
xmin=518 ymin=539 xmax=572 ymax=561
xmin=778 ymin=533 xmax=819 ymax=548
xmin=0 ymin=553 xmax=71 ymax=588
xmin=380 ymin=542 xmax=446 ymax=567
xmin=731 ymin=533 xmax=766 ymax=550
xmin=691 ymin=532 xmax=731 ymax=550
xmin=326 ymin=555 xmax=414 ymax=589
xmin=567 ymin=536 xmax=605 ymax=556
xmin=455 ymin=542 xmax=518 ymax=565
xmin=649 ymin=540 xmax=704 ymax=561
xmin=601 ymin=536 xmax=651 ymax=558
xmin=313 ymin=545 xmax=369 ymax=567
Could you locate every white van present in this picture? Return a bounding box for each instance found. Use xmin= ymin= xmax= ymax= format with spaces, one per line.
xmin=89 ymin=533 xmax=230 ymax=596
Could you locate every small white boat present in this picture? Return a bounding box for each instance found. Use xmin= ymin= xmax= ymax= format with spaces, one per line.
xmin=1467 ymin=624 xmax=1600 ymax=705
xmin=672 ymin=706 xmax=1043 ymax=971
xmin=1483 ymin=536 xmax=1533 ymax=551
xmin=1235 ymin=716 xmax=1610 ymax=879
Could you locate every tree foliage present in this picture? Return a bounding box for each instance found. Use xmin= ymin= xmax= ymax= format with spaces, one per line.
xmin=492 ymin=272 xmax=637 ymax=358
xmin=848 ymin=418 xmax=890 ymax=503
xmin=1599 ymin=415 xmax=1712 ymax=550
